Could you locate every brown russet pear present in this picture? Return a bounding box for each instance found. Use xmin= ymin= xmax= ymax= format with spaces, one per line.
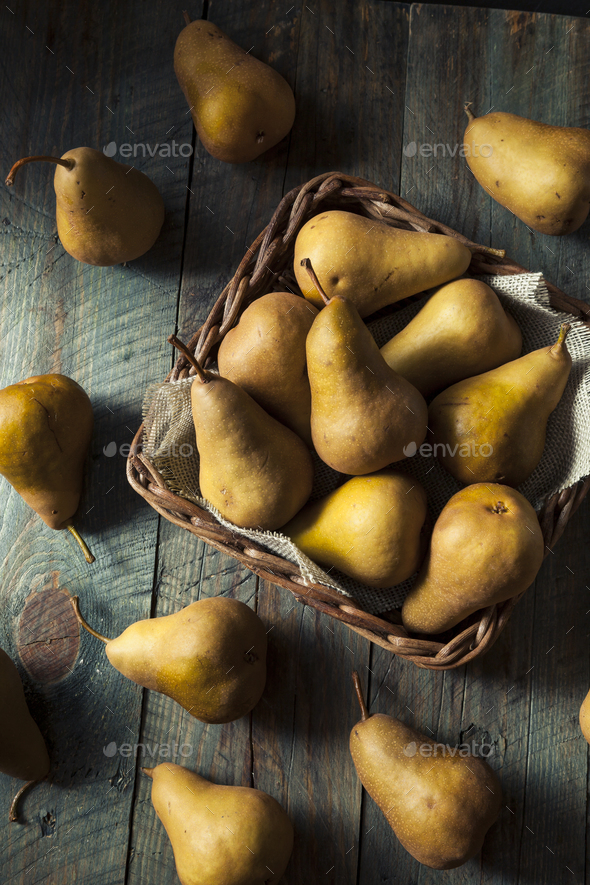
xmin=217 ymin=291 xmax=318 ymax=445
xmin=71 ymin=596 xmax=267 ymax=724
xmin=402 ymin=484 xmax=544 ymax=635
xmin=580 ymin=690 xmax=590 ymax=744
xmin=302 ymin=260 xmax=427 ymax=474
xmin=143 ymin=763 xmax=294 ymax=885
xmin=170 ymin=335 xmax=313 ymax=530
xmin=349 ymin=672 xmax=501 ymax=869
xmin=6 ymin=148 xmax=164 ymax=265
xmin=380 ymin=279 xmax=522 ymax=397
xmin=0 ymin=374 xmax=94 ymax=562
xmin=0 ymin=648 xmax=50 ymax=823
xmin=464 ymin=106 xmax=590 ymax=236
xmin=283 ymin=471 xmax=427 ymax=587
xmin=428 ymin=324 xmax=572 ymax=485
xmin=293 ymin=210 xmax=503 ymax=318
xmin=174 ymin=16 xmax=295 ymax=163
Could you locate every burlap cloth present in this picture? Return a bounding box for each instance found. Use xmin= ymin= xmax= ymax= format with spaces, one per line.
xmin=142 ymin=274 xmax=590 ymax=614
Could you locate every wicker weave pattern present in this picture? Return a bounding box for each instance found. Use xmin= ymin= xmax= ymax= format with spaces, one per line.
xmin=127 ymin=172 xmax=590 ymax=670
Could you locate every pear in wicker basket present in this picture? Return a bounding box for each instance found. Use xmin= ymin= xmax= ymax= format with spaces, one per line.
xmin=169 ymin=335 xmax=313 ymax=531
xmin=380 ymin=278 xmax=522 ymax=397
xmin=283 ymin=470 xmax=427 ymax=587
xmin=402 ymin=483 xmax=544 ymax=635
xmin=428 ymin=324 xmax=572 ymax=486
xmin=302 ymin=260 xmax=428 ymax=474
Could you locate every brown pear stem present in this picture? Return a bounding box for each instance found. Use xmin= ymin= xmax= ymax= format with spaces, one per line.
xmin=182 ymin=10 xmax=191 ymax=26
xmin=5 ymin=155 xmax=75 ymax=187
xmin=468 ymin=244 xmax=506 ymax=258
xmin=300 ymin=258 xmax=330 ymax=306
xmin=352 ymin=671 xmax=370 ymax=722
xmin=167 ymin=334 xmax=210 ymax=382
xmin=70 ymin=595 xmax=110 ymax=644
xmin=464 ymin=103 xmax=476 ymax=123
xmin=9 ymin=779 xmax=41 ymax=823
xmin=142 ymin=767 xmax=155 ymax=778
xmin=555 ymin=323 xmax=571 ymax=347
xmin=66 ymin=523 xmax=95 ymax=563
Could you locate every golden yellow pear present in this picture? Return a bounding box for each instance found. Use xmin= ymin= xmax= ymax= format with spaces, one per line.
xmin=380 ymin=278 xmax=522 ymax=397
xmin=72 ymin=596 xmax=267 ymax=724
xmin=580 ymin=690 xmax=590 ymax=744
xmin=283 ymin=471 xmax=427 ymax=587
xmin=349 ymin=673 xmax=502 ymax=870
xmin=217 ymin=291 xmax=318 ymax=446
xmin=144 ymin=764 xmax=294 ymax=885
xmin=401 ymin=484 xmax=544 ymax=635
xmin=428 ymin=324 xmax=572 ymax=485
xmin=6 ymin=148 xmax=164 ymax=265
xmin=174 ymin=17 xmax=295 ymax=163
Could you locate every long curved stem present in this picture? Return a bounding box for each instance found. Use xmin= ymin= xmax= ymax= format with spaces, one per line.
xmin=5 ymin=155 xmax=75 ymax=187
xmin=182 ymin=10 xmax=191 ymax=26
xmin=9 ymin=779 xmax=39 ymax=823
xmin=464 ymin=103 xmax=476 ymax=123
xmin=468 ymin=244 xmax=506 ymax=258
xmin=70 ymin=595 xmax=110 ymax=644
xmin=300 ymin=257 xmax=330 ymax=306
xmin=352 ymin=671 xmax=370 ymax=721
xmin=66 ymin=523 xmax=95 ymax=563
xmin=168 ymin=334 xmax=210 ymax=382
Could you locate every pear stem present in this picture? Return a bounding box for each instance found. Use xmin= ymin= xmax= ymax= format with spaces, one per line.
xmin=352 ymin=671 xmax=370 ymax=722
xmin=468 ymin=244 xmax=506 ymax=258
xmin=167 ymin=334 xmax=210 ymax=383
xmin=70 ymin=595 xmax=110 ymax=644
xmin=555 ymin=323 xmax=571 ymax=348
xmin=66 ymin=523 xmax=95 ymax=563
xmin=464 ymin=103 xmax=476 ymax=123
xmin=300 ymin=258 xmax=330 ymax=306
xmin=142 ymin=767 xmax=155 ymax=778
xmin=182 ymin=10 xmax=191 ymax=26
xmin=9 ymin=779 xmax=40 ymax=823
xmin=5 ymin=156 xmax=75 ymax=187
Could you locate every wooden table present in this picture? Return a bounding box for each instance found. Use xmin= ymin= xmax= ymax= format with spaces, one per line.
xmin=1 ymin=2 xmax=589 ymax=883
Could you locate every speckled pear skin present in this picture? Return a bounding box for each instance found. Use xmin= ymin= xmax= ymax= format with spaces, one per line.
xmin=145 ymin=764 xmax=294 ymax=885
xmin=401 ymin=484 xmax=544 ymax=635
xmin=0 ymin=648 xmax=49 ymax=782
xmin=174 ymin=20 xmax=295 ymax=164
xmin=464 ymin=109 xmax=590 ymax=236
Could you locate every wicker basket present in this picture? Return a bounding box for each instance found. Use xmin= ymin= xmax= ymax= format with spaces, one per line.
xmin=127 ymin=172 xmax=590 ymax=670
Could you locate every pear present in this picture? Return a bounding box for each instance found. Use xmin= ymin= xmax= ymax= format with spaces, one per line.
xmin=302 ymin=260 xmax=427 ymax=474
xmin=6 ymin=147 xmax=164 ymax=265
xmin=217 ymin=291 xmax=318 ymax=446
xmin=71 ymin=596 xmax=267 ymax=724
xmin=0 ymin=648 xmax=50 ymax=822
xmin=380 ymin=278 xmax=522 ymax=397
xmin=349 ymin=672 xmax=501 ymax=869
xmin=283 ymin=470 xmax=427 ymax=587
xmin=428 ymin=324 xmax=572 ymax=486
xmin=293 ymin=210 xmax=493 ymax=318
xmin=144 ymin=763 xmax=294 ymax=885
xmin=464 ymin=106 xmax=590 ymax=236
xmin=401 ymin=483 xmax=544 ymax=635
xmin=170 ymin=335 xmax=313 ymax=530
xmin=580 ymin=690 xmax=590 ymax=744
xmin=174 ymin=15 xmax=295 ymax=164
xmin=0 ymin=374 xmax=94 ymax=562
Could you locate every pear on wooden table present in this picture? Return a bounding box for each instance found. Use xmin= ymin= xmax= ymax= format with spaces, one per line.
xmin=580 ymin=689 xmax=590 ymax=745
xmin=143 ymin=763 xmax=294 ymax=885
xmin=0 ymin=374 xmax=94 ymax=562
xmin=349 ymin=672 xmax=502 ymax=870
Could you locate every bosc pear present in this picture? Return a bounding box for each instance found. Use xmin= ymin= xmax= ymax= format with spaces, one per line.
xmin=71 ymin=596 xmax=267 ymax=724
xmin=349 ymin=672 xmax=502 ymax=869
xmin=428 ymin=324 xmax=572 ymax=485
xmin=217 ymin=291 xmax=318 ymax=445
xmin=464 ymin=106 xmax=590 ymax=236
xmin=144 ymin=764 xmax=294 ymax=885
xmin=6 ymin=148 xmax=164 ymax=265
xmin=293 ymin=210 xmax=505 ymax=318
xmin=401 ymin=484 xmax=544 ymax=635
xmin=0 ymin=648 xmax=50 ymax=823
xmin=174 ymin=15 xmax=295 ymax=163
xmin=169 ymin=335 xmax=313 ymax=529
xmin=283 ymin=471 xmax=427 ymax=587
xmin=302 ymin=260 xmax=428 ymax=474
xmin=380 ymin=279 xmax=522 ymax=397
xmin=0 ymin=374 xmax=94 ymax=562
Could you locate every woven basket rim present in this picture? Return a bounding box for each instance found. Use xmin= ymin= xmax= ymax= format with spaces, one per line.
xmin=127 ymin=171 xmax=590 ymax=670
